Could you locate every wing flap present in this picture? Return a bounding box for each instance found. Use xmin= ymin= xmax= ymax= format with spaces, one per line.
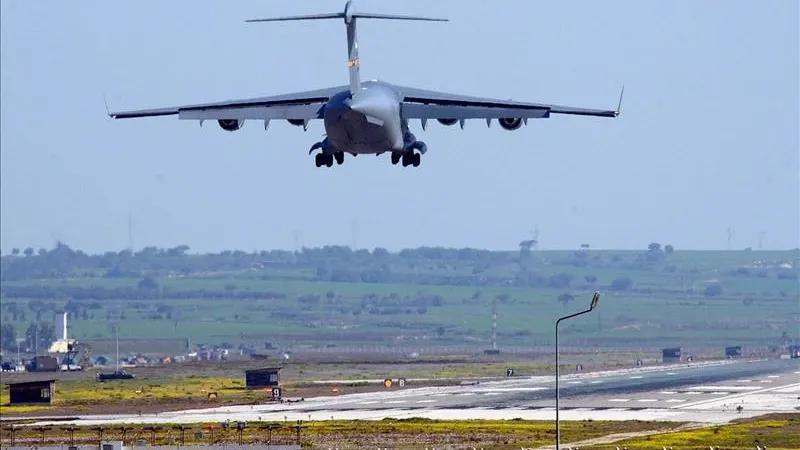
xmin=179 ymin=103 xmax=326 ymax=121
xmin=401 ymin=103 xmax=550 ymax=120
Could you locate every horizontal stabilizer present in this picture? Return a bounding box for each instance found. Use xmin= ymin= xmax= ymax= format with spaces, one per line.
xmin=352 ymin=13 xmax=447 ymax=22
xmin=246 ymin=13 xmax=344 ymax=23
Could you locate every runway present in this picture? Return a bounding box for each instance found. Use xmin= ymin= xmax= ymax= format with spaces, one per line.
xmin=29 ymin=358 xmax=799 ymax=427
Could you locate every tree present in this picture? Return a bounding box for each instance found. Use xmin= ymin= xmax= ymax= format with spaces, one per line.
xmin=664 ymin=244 xmax=674 ymax=254
xmin=584 ymin=275 xmax=597 ymax=284
xmin=518 ymin=239 xmax=536 ymax=260
xmin=648 ymin=243 xmax=661 ymax=252
xmin=610 ymin=276 xmax=632 ymax=291
xmin=23 ymin=247 xmax=34 ymax=257
xmin=547 ymin=272 xmax=573 ymax=289
xmin=11 ymin=248 xmax=20 ymax=256
xmin=557 ymin=293 xmax=574 ymax=306
xmin=0 ymin=323 xmax=16 ymax=351
xmin=704 ymin=283 xmax=723 ymax=298
xmin=137 ymin=276 xmax=159 ymax=291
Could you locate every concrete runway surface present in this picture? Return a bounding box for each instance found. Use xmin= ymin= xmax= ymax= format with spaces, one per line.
xmin=29 ymin=358 xmax=799 ymax=427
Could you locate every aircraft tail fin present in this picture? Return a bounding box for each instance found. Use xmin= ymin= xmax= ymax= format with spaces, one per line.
xmin=246 ymin=2 xmax=447 ymax=96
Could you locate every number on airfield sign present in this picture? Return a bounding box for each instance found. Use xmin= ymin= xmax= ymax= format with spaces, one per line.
xmin=398 ymin=378 xmax=406 ymax=387
xmin=506 ymin=368 xmax=514 ymax=377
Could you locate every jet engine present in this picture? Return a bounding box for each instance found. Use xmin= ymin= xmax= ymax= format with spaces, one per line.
xmin=498 ymin=118 xmax=523 ymax=130
xmin=218 ymin=119 xmax=244 ymax=131
xmin=437 ymin=118 xmax=458 ymax=126
xmin=287 ymin=119 xmax=305 ymax=127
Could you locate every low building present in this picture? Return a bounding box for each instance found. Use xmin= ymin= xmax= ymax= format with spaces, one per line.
xmin=7 ymin=379 xmax=56 ymax=405
xmin=244 ymin=367 xmax=281 ymax=389
xmin=725 ymin=346 xmax=742 ymax=358
xmin=662 ymin=347 xmax=682 ymax=364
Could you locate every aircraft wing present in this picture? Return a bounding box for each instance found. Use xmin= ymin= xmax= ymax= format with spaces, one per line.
xmin=392 ymin=84 xmax=622 ymax=121
xmin=108 ymin=85 xmax=350 ymax=121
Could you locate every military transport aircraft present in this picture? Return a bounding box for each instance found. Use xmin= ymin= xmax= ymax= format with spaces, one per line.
xmin=108 ymin=1 xmax=623 ymax=168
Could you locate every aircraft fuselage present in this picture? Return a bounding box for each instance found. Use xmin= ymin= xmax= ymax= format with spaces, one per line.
xmin=321 ymin=82 xmax=412 ymax=155
xmin=309 ymin=81 xmax=425 ymax=167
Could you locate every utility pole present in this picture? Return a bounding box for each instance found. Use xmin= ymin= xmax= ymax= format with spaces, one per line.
xmin=491 ymin=298 xmax=497 ymax=350
xmin=726 ymin=227 xmax=734 ymax=250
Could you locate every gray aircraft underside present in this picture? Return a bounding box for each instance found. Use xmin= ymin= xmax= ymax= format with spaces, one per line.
xmin=108 ymin=1 xmax=622 ymax=168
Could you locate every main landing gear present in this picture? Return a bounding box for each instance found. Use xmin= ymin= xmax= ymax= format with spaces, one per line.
xmin=391 ymin=151 xmax=420 ymax=167
xmin=310 ymin=139 xmax=345 ymax=168
xmin=391 ymin=140 xmax=426 ymax=168
xmin=314 ymin=151 xmax=344 ymax=168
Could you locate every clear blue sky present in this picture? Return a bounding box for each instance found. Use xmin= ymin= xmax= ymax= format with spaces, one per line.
xmin=1 ymin=0 xmax=798 ymax=254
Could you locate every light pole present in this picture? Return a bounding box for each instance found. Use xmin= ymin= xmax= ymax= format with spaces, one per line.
xmin=555 ymin=291 xmax=600 ymax=449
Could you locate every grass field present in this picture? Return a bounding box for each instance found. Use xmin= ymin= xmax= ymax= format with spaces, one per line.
xmin=0 ymin=418 xmax=683 ymax=449
xmin=592 ymin=414 xmax=800 ymax=450
xmin=2 ymin=415 xmax=798 ymax=449
xmin=1 ymin=248 xmax=797 ymax=353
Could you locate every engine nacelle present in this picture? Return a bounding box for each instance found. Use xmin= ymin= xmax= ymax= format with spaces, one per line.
xmin=437 ymin=118 xmax=458 ymax=126
xmin=287 ymin=119 xmax=305 ymax=127
xmin=218 ymin=119 xmax=244 ymax=131
xmin=498 ymin=117 xmax=523 ymax=130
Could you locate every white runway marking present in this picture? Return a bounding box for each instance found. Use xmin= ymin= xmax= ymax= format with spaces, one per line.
xmin=385 ymin=400 xmax=407 ymax=404
xmin=567 ymin=381 xmax=583 ymax=385
xmin=660 ymin=391 xmax=678 ymax=395
xmin=474 ymin=387 xmax=546 ymax=393
xmin=760 ymin=380 xmax=773 ymax=383
xmin=416 ymin=400 xmax=436 ymax=404
xmin=684 ymin=391 xmax=703 ymax=395
xmin=609 ymin=398 xmax=630 ymax=402
xmin=666 ymin=372 xmax=677 ymax=375
xmin=666 ymin=399 xmax=685 ymax=403
xmin=688 ymin=385 xmax=762 ymax=392
xmin=629 ymin=376 xmax=643 ymax=379
xmin=737 ymin=379 xmax=752 ymax=383
xmin=767 ymin=375 xmax=780 ymax=378
xmin=358 ymin=401 xmax=379 ymax=405
xmin=590 ymin=380 xmax=602 ymax=384
xmin=636 ymin=399 xmax=658 ymax=402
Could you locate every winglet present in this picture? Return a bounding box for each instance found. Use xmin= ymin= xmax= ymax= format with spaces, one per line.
xmin=614 ymin=85 xmax=625 ymax=117
xmin=103 ymin=93 xmax=112 ymax=118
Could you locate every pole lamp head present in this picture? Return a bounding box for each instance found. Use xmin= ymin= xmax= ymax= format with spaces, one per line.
xmin=590 ymin=292 xmax=600 ymax=310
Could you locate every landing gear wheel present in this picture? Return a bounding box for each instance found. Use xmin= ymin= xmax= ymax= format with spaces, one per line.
xmin=325 ymin=154 xmax=334 ymax=167
xmin=334 ymin=152 xmax=345 ymax=165
xmin=315 ymin=153 xmax=323 ymax=167
xmin=391 ymin=153 xmax=401 ymax=165
xmin=412 ymin=152 xmax=421 ymax=167
xmin=402 ymin=153 xmax=411 ymax=167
